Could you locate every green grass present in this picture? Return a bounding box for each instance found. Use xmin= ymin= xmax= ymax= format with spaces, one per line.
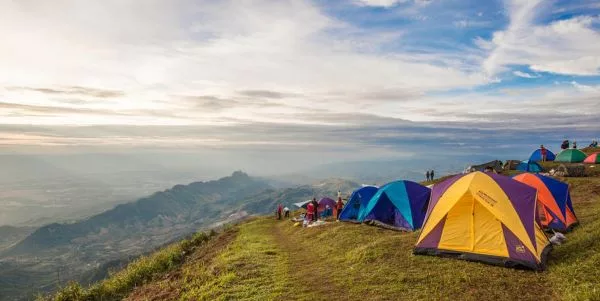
xmin=42 ymin=231 xmax=215 ymax=301
xmin=51 ymin=173 xmax=600 ymax=301
xmin=175 ymin=219 xmax=290 ymax=300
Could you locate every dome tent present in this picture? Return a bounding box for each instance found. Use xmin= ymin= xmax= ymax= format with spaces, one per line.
xmin=529 ymin=148 xmax=556 ymax=161
xmin=357 ymin=181 xmax=430 ymax=231
xmin=584 ymin=153 xmax=600 ymax=164
xmin=513 ymin=173 xmax=578 ymax=232
xmin=318 ymin=197 xmax=336 ymax=212
xmin=414 ymin=172 xmax=551 ymax=271
xmin=555 ymin=149 xmax=587 ymax=163
xmin=516 ymin=160 xmax=543 ymax=173
xmin=339 ymin=186 xmax=378 ymax=222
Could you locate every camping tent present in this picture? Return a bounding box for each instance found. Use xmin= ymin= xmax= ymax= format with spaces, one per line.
xmin=318 ymin=197 xmax=336 ymax=212
xmin=357 ymin=181 xmax=431 ymax=231
xmin=584 ymin=153 xmax=600 ymax=164
xmin=555 ymin=149 xmax=587 ymax=163
xmin=414 ymin=172 xmax=552 ymax=270
xmin=293 ymin=200 xmax=311 ymax=209
xmin=339 ymin=186 xmax=378 ymax=222
xmin=529 ymin=149 xmax=556 ymax=161
xmin=516 ymin=160 xmax=543 ymax=173
xmin=513 ymin=173 xmax=578 ymax=232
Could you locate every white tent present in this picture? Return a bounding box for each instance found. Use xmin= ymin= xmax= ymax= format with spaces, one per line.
xmin=293 ymin=200 xmax=311 ymax=208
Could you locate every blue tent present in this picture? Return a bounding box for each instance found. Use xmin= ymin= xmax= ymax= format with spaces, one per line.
xmin=529 ymin=148 xmax=556 ymax=161
xmin=516 ymin=160 xmax=543 ymax=173
xmin=339 ymin=186 xmax=378 ymax=222
xmin=357 ymin=181 xmax=431 ymax=231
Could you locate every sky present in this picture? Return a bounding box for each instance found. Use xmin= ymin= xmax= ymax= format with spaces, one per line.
xmin=1 ymin=0 xmax=599 ymax=171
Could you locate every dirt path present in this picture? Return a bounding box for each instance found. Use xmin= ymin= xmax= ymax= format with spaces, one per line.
xmin=271 ymin=220 xmax=348 ymax=301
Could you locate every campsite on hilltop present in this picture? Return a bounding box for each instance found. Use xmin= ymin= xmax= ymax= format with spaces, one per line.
xmin=43 ymin=146 xmax=600 ymax=301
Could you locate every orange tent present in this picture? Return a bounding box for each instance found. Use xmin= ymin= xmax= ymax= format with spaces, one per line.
xmin=513 ymin=173 xmax=578 ymax=232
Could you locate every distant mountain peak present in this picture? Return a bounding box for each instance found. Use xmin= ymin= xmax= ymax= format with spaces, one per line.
xmin=231 ymin=171 xmax=249 ymax=178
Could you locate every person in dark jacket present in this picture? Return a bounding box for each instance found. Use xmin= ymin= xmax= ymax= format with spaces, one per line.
xmin=426 ymin=170 xmax=430 ymax=181
xmin=430 ymin=170 xmax=435 ymax=181
xmin=311 ymin=198 xmax=319 ymax=221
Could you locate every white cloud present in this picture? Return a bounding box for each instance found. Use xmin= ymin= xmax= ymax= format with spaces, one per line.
xmin=512 ymin=71 xmax=540 ymax=78
xmin=571 ymin=81 xmax=599 ymax=93
xmin=0 ymin=0 xmax=490 ymax=128
xmin=453 ymin=19 xmax=490 ymax=28
xmin=354 ymin=0 xmax=431 ymax=8
xmin=481 ymin=1 xmax=600 ymax=76
xmin=354 ymin=0 xmax=408 ymax=7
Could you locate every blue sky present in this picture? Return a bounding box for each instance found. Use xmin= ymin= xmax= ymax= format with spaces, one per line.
xmin=0 ymin=0 xmax=599 ymax=171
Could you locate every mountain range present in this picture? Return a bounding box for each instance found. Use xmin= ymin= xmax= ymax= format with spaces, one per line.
xmin=0 ymin=171 xmax=358 ymax=301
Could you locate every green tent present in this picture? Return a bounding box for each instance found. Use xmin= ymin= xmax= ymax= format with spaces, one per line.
xmin=555 ymin=149 xmax=587 ymax=163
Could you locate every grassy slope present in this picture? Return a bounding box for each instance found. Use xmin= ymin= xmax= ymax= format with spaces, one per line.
xmin=123 ymin=173 xmax=600 ymax=301
xmin=49 ymin=150 xmax=600 ymax=301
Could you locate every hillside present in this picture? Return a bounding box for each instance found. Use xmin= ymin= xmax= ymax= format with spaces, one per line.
xmin=48 ymin=155 xmax=600 ymax=301
xmin=240 ymin=178 xmax=360 ymax=214
xmin=0 ymin=172 xmax=359 ymax=301
xmin=0 ymin=226 xmax=34 ymax=252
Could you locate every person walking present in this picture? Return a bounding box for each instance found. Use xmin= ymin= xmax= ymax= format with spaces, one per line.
xmin=311 ymin=198 xmax=319 ymax=221
xmin=336 ymin=197 xmax=344 ymax=220
xmin=430 ymin=170 xmax=435 ymax=181
xmin=426 ymin=170 xmax=430 ymax=182
xmin=540 ymin=145 xmax=547 ymax=162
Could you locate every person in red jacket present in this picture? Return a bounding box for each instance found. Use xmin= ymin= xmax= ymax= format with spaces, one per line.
xmin=336 ymin=197 xmax=344 ymax=220
xmin=306 ymin=202 xmax=315 ymax=222
xmin=277 ymin=204 xmax=283 ymax=220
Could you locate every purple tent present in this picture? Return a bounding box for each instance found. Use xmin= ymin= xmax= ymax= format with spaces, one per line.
xmin=318 ymin=197 xmax=336 ymax=213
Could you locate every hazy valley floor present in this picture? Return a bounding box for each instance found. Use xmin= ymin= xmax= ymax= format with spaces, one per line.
xmin=123 ymin=175 xmax=600 ymax=301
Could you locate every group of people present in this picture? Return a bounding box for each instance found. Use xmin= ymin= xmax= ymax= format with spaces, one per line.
xmin=561 ymin=140 xmax=578 ymax=150
xmin=277 ymin=194 xmax=346 ymax=223
xmin=276 ymin=204 xmax=290 ymax=220
xmin=425 ymin=170 xmax=435 ymax=182
xmin=304 ymin=197 xmax=345 ymax=221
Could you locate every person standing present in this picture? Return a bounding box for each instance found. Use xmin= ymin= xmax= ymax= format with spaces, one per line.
xmin=306 ymin=202 xmax=314 ymax=222
xmin=540 ymin=145 xmax=547 ymax=162
xmin=430 ymin=170 xmax=435 ymax=181
xmin=277 ymin=204 xmax=283 ymax=220
xmin=573 ymin=141 xmax=577 ymax=149
xmin=426 ymin=170 xmax=430 ymax=182
xmin=336 ymin=197 xmax=344 ymax=220
xmin=311 ymin=198 xmax=319 ymax=221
